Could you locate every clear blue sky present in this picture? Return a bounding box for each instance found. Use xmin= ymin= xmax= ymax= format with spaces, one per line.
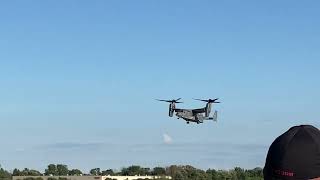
xmin=1 ymin=0 xmax=320 ymax=172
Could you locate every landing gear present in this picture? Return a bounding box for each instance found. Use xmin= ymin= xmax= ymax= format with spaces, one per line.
xmin=187 ymin=121 xmax=190 ymax=124
xmin=197 ymin=122 xmax=199 ymax=124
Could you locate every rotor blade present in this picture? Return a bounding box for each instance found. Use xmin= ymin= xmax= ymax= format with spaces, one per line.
xmin=175 ymin=98 xmax=181 ymax=101
xmin=156 ymin=99 xmax=171 ymax=102
xmin=194 ymin=98 xmax=220 ymax=103
xmin=207 ymin=99 xmax=219 ymax=103
xmin=156 ymin=99 xmax=183 ymax=103
xmin=193 ymin=98 xmax=208 ymax=102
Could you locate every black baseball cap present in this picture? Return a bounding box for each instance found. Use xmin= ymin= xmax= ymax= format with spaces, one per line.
xmin=263 ymin=125 xmax=320 ymax=180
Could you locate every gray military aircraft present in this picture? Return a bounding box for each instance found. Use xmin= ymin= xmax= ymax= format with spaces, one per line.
xmin=157 ymin=98 xmax=220 ymax=124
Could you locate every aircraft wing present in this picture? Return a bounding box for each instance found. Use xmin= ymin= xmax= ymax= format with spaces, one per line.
xmin=174 ymin=108 xmax=184 ymax=112
xmin=192 ymin=108 xmax=206 ymax=114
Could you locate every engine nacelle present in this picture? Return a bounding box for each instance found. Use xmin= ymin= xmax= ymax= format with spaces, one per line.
xmin=205 ymin=103 xmax=212 ymax=117
xmin=168 ymin=103 xmax=175 ymax=117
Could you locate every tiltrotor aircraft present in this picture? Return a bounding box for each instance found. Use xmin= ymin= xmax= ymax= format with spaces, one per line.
xmin=157 ymin=98 xmax=220 ymax=124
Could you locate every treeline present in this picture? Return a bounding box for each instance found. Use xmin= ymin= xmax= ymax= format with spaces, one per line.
xmin=1 ymin=164 xmax=263 ymax=180
xmin=0 ymin=165 xmax=11 ymax=180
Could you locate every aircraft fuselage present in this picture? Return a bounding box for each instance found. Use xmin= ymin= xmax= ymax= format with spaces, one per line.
xmin=175 ymin=110 xmax=205 ymax=124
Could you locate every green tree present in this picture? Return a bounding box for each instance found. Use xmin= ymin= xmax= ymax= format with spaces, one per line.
xmin=21 ymin=168 xmax=29 ymax=176
xmin=68 ymin=169 xmax=82 ymax=176
xmin=121 ymin=166 xmax=142 ymax=176
xmin=28 ymin=169 xmax=42 ymax=176
xmin=234 ymin=167 xmax=245 ymax=180
xmin=151 ymin=167 xmax=166 ymax=176
xmin=244 ymin=167 xmax=263 ymax=180
xmin=122 ymin=165 xmax=150 ymax=176
xmin=216 ymin=170 xmax=231 ymax=180
xmin=13 ymin=168 xmax=41 ymax=176
xmin=12 ymin=169 xmax=21 ymax=176
xmin=206 ymin=169 xmax=218 ymax=180
xmin=101 ymin=169 xmax=114 ymax=176
xmin=0 ymin=165 xmax=11 ymax=180
xmin=90 ymin=168 xmax=100 ymax=175
xmin=127 ymin=165 xmax=141 ymax=176
xmin=165 ymin=165 xmax=178 ymax=177
xmin=142 ymin=168 xmax=151 ymax=175
xmin=45 ymin=164 xmax=57 ymax=176
xmin=57 ymin=164 xmax=68 ymax=176
xmin=6 ymin=163 xmax=266 ymax=180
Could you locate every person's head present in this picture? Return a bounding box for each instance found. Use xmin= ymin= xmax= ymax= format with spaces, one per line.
xmin=263 ymin=125 xmax=320 ymax=180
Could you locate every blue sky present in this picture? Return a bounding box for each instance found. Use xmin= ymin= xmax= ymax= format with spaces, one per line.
xmin=1 ymin=0 xmax=320 ymax=172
